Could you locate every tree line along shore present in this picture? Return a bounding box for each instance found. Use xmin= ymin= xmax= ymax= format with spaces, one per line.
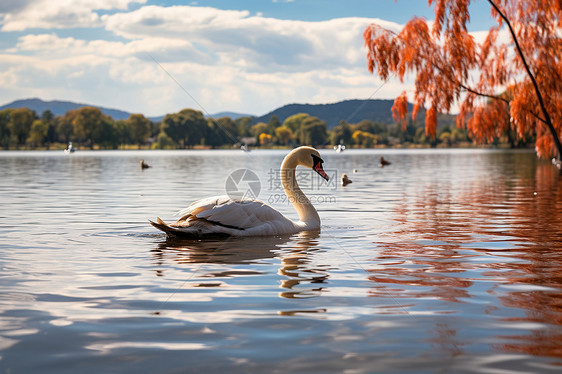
xmin=0 ymin=105 xmax=533 ymax=151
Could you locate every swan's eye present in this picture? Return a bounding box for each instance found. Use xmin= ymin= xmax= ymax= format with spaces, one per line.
xmin=311 ymin=154 xmax=323 ymax=165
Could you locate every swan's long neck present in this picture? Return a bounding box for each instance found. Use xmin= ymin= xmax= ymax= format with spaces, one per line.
xmin=280 ymin=155 xmax=320 ymax=228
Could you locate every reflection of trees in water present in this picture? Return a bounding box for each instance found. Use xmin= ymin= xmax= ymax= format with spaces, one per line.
xmin=477 ymin=163 xmax=562 ymax=359
xmin=490 ymin=164 xmax=562 ymax=357
xmin=368 ymin=248 xmax=474 ymax=303
xmin=371 ymin=160 xmax=562 ymax=358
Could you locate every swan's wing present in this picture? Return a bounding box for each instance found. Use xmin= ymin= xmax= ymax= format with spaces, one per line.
xmin=194 ymin=196 xmax=290 ymax=229
xmin=177 ymin=195 xmax=232 ymax=217
xmin=150 ymin=195 xmax=298 ymax=237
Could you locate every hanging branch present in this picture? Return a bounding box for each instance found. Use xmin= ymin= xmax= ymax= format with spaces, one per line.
xmin=487 ymin=0 xmax=562 ymax=161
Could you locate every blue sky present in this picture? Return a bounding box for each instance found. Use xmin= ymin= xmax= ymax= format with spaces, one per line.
xmin=0 ymin=0 xmax=496 ymax=116
xmin=186 ymin=0 xmax=493 ymax=27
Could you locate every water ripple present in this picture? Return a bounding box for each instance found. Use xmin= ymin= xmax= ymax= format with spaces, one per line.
xmin=1 ymin=149 xmax=561 ymax=373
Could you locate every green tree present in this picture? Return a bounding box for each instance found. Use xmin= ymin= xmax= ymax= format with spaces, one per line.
xmin=161 ymin=109 xmax=207 ymax=148
xmin=0 ymin=109 xmax=12 ymax=149
xmin=152 ymin=131 xmax=176 ymax=149
xmin=205 ymin=119 xmax=224 ymax=147
xmin=267 ymin=115 xmax=281 ymax=134
xmin=392 ymin=120 xmax=417 ymax=144
xmin=330 ymin=120 xmax=353 ymax=145
xmin=71 ymin=107 xmax=106 ymax=149
xmin=126 ymin=113 xmax=151 ymax=149
xmin=56 ymin=115 xmax=74 ymax=144
xmin=414 ymin=127 xmax=428 ymax=145
xmin=275 ymin=126 xmax=293 ymax=145
xmin=451 ymin=127 xmax=468 ymax=144
xmin=41 ymin=109 xmax=54 ymax=124
xmin=438 ymin=130 xmax=453 ymax=147
xmin=27 ymin=119 xmax=49 ymax=148
xmin=41 ymin=110 xmax=57 ymax=146
xmin=250 ymin=122 xmax=269 ymax=138
xmin=204 ymin=117 xmax=238 ymax=147
xmin=297 ymin=116 xmax=327 ymax=146
xmin=8 ymin=108 xmax=34 ymax=146
xmin=215 ymin=116 xmax=238 ymax=144
xmin=92 ymin=115 xmax=118 ymax=149
xmin=236 ymin=117 xmax=252 ymax=137
xmin=283 ymin=113 xmax=309 ymax=134
xmin=112 ymin=120 xmax=131 ymax=147
xmin=353 ymin=120 xmax=387 ymax=135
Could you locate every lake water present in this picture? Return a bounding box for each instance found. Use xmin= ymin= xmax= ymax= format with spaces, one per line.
xmin=1 ymin=148 xmax=561 ymax=373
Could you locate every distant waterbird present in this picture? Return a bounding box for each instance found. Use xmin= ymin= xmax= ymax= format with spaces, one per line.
xmin=334 ymin=144 xmax=345 ymax=153
xmin=64 ymin=142 xmax=75 ymax=154
xmin=140 ymin=160 xmax=151 ymax=169
xmin=341 ymin=173 xmax=352 ymax=186
xmin=380 ymin=156 xmax=391 ymax=167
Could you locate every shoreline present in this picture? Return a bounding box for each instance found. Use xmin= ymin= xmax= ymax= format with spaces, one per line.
xmin=0 ymin=143 xmax=533 ymax=152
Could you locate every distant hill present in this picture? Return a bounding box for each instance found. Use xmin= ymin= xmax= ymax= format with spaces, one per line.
xmin=254 ymin=99 xmax=458 ymax=129
xmin=0 ymin=98 xmax=456 ymax=128
xmin=0 ymin=98 xmax=254 ymax=122
xmin=253 ymin=99 xmax=400 ymax=128
xmin=208 ymin=111 xmax=253 ymax=120
xmin=0 ymin=98 xmax=133 ymax=120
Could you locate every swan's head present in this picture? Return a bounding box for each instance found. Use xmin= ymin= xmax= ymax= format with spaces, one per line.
xmin=287 ymin=146 xmax=329 ymax=181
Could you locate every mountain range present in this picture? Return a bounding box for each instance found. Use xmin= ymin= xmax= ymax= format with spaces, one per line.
xmin=0 ymin=98 xmax=133 ymax=121
xmin=0 ymin=97 xmax=455 ymax=129
xmin=253 ymin=99 xmax=399 ymax=127
xmin=0 ymin=98 xmax=257 ymax=122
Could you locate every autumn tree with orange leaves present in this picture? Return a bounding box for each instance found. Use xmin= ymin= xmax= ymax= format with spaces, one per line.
xmin=364 ymin=0 xmax=562 ymax=165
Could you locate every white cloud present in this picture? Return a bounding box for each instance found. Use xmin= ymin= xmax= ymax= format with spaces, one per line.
xmin=103 ymin=6 xmax=401 ymax=73
xmin=14 ymin=32 xmax=208 ymax=63
xmin=0 ymin=3 xmax=409 ymax=116
xmin=0 ymin=0 xmax=146 ymax=31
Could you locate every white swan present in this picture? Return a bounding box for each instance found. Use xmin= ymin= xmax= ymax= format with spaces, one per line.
xmin=150 ymin=146 xmax=330 ymax=238
xmin=64 ymin=142 xmax=75 ymax=154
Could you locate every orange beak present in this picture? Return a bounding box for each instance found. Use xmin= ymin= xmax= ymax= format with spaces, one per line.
xmin=312 ymin=155 xmax=329 ymax=181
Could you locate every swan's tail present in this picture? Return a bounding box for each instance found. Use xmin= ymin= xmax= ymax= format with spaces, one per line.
xmin=149 ymin=217 xmax=230 ymax=238
xmin=149 ymin=217 xmax=188 ymax=237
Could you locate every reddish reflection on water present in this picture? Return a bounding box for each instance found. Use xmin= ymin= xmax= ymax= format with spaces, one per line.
xmin=369 ymin=160 xmax=562 ymax=358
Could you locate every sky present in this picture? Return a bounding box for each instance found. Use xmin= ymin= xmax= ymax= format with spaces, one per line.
xmin=0 ymin=0 xmax=496 ymax=117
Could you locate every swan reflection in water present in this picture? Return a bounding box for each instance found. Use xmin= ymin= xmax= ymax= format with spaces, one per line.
xmin=275 ymin=230 xmax=330 ymax=300
xmin=151 ymin=230 xmax=329 ymax=304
